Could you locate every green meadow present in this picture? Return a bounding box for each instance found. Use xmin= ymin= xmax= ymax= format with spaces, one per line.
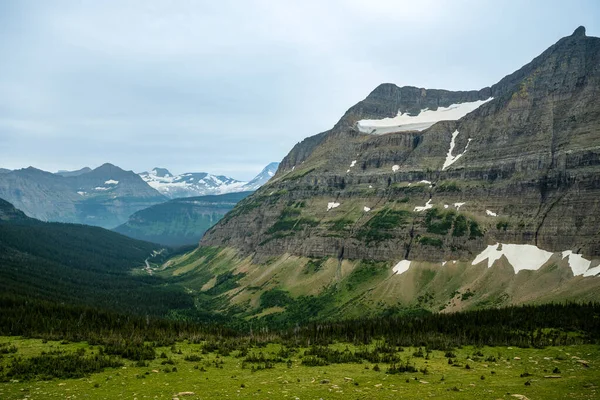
xmin=1 ymin=337 xmax=598 ymax=399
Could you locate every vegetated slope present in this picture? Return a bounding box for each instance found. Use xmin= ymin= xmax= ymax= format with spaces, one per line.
xmin=161 ymin=27 xmax=600 ymax=320
xmin=0 ymin=163 xmax=166 ymax=228
xmin=0 ymin=198 xmax=194 ymax=316
xmin=114 ymin=191 xmax=253 ymax=246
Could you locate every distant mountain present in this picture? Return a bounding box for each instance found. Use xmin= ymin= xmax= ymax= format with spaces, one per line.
xmin=0 ymin=168 xmax=10 ymax=174
xmin=55 ymin=167 xmax=92 ymax=177
xmin=0 ymin=163 xmax=166 ymax=228
xmin=139 ymin=162 xmax=279 ymax=199
xmin=0 ymin=198 xmax=192 ymax=315
xmin=242 ymin=162 xmax=279 ymax=191
xmin=114 ymin=191 xmax=253 ymax=246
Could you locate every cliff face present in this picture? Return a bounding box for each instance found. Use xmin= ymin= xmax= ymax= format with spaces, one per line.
xmin=202 ymin=28 xmax=600 ymax=266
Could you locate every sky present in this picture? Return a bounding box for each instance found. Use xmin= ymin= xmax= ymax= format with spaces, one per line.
xmin=1 ymin=1 xmax=599 ymax=180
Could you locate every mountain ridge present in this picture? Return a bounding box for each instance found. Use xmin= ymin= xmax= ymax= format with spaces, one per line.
xmin=139 ymin=162 xmax=279 ymax=198
xmin=0 ymin=163 xmax=166 ymax=228
xmin=165 ymin=26 xmax=600 ymax=319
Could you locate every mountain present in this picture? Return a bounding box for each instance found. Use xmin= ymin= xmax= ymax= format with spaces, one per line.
xmin=0 ymin=168 xmax=10 ymax=174
xmin=55 ymin=167 xmax=92 ymax=177
xmin=0 ymin=198 xmax=193 ymax=315
xmin=0 ymin=163 xmax=166 ymax=228
xmin=158 ymin=27 xmax=600 ymax=321
xmin=242 ymin=162 xmax=279 ymax=191
xmin=139 ymin=168 xmax=245 ymax=198
xmin=139 ymin=162 xmax=279 ymax=198
xmin=114 ymin=191 xmax=253 ymax=246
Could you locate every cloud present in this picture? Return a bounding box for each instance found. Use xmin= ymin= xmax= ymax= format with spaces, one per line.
xmin=0 ymin=0 xmax=599 ymax=179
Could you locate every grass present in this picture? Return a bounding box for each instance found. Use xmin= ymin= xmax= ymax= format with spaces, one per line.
xmin=1 ymin=337 xmax=598 ymax=399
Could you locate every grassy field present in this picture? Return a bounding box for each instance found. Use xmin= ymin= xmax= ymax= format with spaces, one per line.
xmin=0 ymin=337 xmax=598 ymax=399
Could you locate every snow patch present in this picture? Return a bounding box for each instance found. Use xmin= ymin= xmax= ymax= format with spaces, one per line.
xmin=562 ymin=251 xmax=593 ymax=276
xmin=104 ymin=179 xmax=119 ymax=185
xmin=369 ymin=185 xmax=373 ymax=189
xmin=363 ymin=206 xmax=371 ymax=212
xmin=357 ymin=98 xmax=493 ymax=134
xmin=454 ymin=202 xmax=465 ymax=210
xmin=486 ymin=210 xmax=498 ymax=217
xmin=327 ymin=202 xmax=340 ymax=211
xmin=584 ymin=265 xmax=600 ymax=277
xmin=392 ymin=165 xmax=400 ymax=172
xmin=350 ymin=160 xmax=357 ymax=168
xmin=472 ymin=243 xmax=553 ymax=273
xmin=393 ymin=260 xmax=411 ymax=275
xmin=444 ymin=204 xmax=449 ymax=209
xmin=94 ymin=186 xmax=110 ymax=191
xmin=77 ymin=191 xmax=86 ymax=196
xmin=442 ymin=130 xmax=472 ymax=170
xmin=418 ymin=180 xmax=432 ymax=185
xmin=414 ymin=199 xmax=433 ymax=212
xmin=346 ymin=169 xmax=350 ymax=173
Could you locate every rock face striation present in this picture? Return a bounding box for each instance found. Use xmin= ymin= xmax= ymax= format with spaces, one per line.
xmin=202 ymin=27 xmax=600 ymax=266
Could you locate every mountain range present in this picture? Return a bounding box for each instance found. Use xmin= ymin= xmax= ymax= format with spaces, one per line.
xmin=139 ymin=162 xmax=279 ymax=198
xmin=0 ymin=164 xmax=166 ymax=229
xmin=158 ymin=26 xmax=600 ymax=321
xmin=0 ymin=162 xmax=278 ymax=229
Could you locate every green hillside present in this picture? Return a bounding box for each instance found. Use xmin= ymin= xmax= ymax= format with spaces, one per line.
xmin=114 ymin=191 xmax=253 ymax=246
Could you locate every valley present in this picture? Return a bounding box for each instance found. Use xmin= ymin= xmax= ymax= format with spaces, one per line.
xmin=1 ymin=16 xmax=600 ymax=399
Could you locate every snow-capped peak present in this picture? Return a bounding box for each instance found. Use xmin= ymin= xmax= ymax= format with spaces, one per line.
xmin=138 ymin=162 xmax=279 ymax=199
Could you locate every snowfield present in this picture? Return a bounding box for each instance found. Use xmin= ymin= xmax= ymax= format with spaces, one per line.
xmin=472 ymin=243 xmax=599 ymax=276
xmin=357 ymin=98 xmax=493 ymax=134
xmin=442 ymin=130 xmax=472 ymax=170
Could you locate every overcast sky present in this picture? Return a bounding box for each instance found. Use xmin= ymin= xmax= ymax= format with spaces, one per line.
xmin=1 ymin=1 xmax=598 ymax=180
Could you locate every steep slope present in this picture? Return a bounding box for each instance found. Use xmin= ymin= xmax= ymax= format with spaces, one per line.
xmin=139 ymin=162 xmax=279 ymax=198
xmin=0 ymin=199 xmax=193 ymax=315
xmin=0 ymin=198 xmax=28 ymax=222
xmin=0 ymin=164 xmax=166 ymax=228
xmin=114 ymin=191 xmax=253 ymax=246
xmin=164 ymin=27 xmax=600 ymax=319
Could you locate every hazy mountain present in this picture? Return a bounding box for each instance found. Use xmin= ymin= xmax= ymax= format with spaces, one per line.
xmin=114 ymin=191 xmax=253 ymax=246
xmin=139 ymin=162 xmax=279 ymax=198
xmin=242 ymin=162 xmax=279 ymax=191
xmin=0 ymin=163 xmax=166 ymax=228
xmin=55 ymin=167 xmax=92 ymax=177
